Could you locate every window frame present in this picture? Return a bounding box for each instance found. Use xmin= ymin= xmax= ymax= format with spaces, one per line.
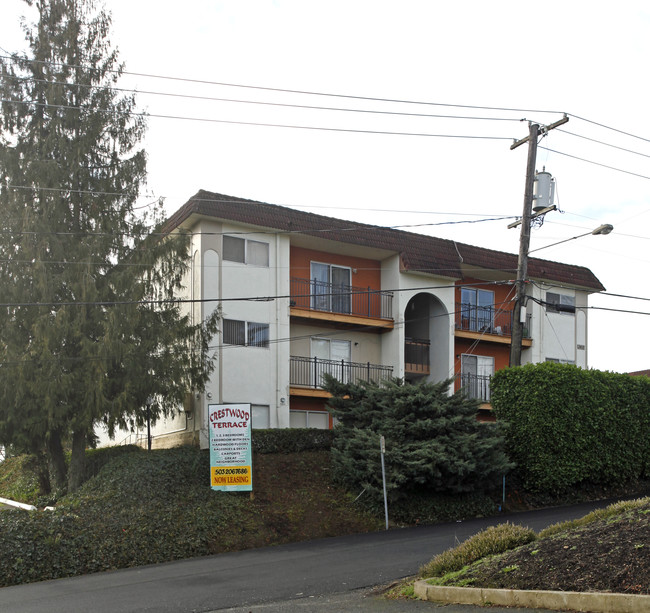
xmin=222 ymin=318 xmax=269 ymax=348
xmin=223 ymin=235 xmax=269 ymax=267
xmin=460 ymin=287 xmax=495 ymax=331
xmin=546 ymin=291 xmax=575 ymax=314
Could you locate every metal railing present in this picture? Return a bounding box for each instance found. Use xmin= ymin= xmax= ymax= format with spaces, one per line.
xmin=405 ymin=338 xmax=430 ymax=373
xmin=290 ymin=277 xmax=393 ymax=320
xmin=459 ymin=373 xmax=492 ymax=402
xmin=290 ymin=355 xmax=393 ymax=389
xmin=456 ymin=305 xmax=532 ymax=339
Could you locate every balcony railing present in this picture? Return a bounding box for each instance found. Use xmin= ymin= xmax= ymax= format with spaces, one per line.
xmin=290 ymin=277 xmax=393 ymax=320
xmin=405 ymin=337 xmax=430 ymax=374
xmin=456 ymin=305 xmax=532 ymax=339
xmin=290 ymin=355 xmax=393 ymax=389
xmin=459 ymin=373 xmax=492 ymax=402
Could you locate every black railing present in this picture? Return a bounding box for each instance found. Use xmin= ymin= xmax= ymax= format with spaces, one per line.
xmin=459 ymin=373 xmax=492 ymax=402
xmin=290 ymin=277 xmax=393 ymax=320
xmin=456 ymin=305 xmax=532 ymax=339
xmin=405 ymin=338 xmax=430 ymax=373
xmin=290 ymin=355 xmax=393 ymax=389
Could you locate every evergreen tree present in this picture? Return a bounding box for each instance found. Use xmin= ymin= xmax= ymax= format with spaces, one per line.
xmin=324 ymin=376 xmax=512 ymax=504
xmin=0 ymin=0 xmax=218 ymax=492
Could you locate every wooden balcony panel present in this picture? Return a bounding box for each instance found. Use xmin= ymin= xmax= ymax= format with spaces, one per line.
xmin=290 ymin=306 xmax=394 ymax=330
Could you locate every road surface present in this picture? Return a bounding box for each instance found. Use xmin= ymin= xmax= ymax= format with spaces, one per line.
xmin=0 ymin=500 xmax=610 ymax=612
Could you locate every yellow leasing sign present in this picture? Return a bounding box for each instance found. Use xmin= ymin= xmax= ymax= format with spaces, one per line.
xmin=211 ymin=465 xmax=252 ymax=487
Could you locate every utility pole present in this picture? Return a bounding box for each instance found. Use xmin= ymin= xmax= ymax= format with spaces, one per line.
xmin=509 ymin=115 xmax=569 ymax=367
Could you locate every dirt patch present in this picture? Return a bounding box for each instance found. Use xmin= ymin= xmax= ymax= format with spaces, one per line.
xmin=457 ymin=500 xmax=650 ymax=594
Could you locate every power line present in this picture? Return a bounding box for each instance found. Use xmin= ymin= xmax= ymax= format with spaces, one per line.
xmin=538 ymin=146 xmax=650 ymax=180
xmin=557 ymin=128 xmax=650 ymax=159
xmin=0 ymin=74 xmax=527 ymax=124
xmin=0 ymin=280 xmax=507 ymax=309
xmin=0 ymin=53 xmax=567 ymax=116
xmin=0 ymin=97 xmax=513 ymax=141
xmin=0 ymin=213 xmax=516 ymax=240
xmin=568 ymin=113 xmax=650 ymax=145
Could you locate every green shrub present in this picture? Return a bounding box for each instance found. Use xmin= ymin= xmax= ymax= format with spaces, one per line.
xmin=324 ymin=376 xmax=513 ymax=505
xmin=419 ymin=522 xmax=537 ymax=578
xmin=252 ymin=428 xmax=333 ymax=453
xmin=492 ymin=363 xmax=650 ymax=493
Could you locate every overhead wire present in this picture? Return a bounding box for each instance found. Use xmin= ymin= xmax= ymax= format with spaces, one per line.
xmin=0 ymin=74 xmax=527 ymax=124
xmin=0 ymin=98 xmax=514 ymax=140
xmin=0 ymin=53 xmax=567 ymax=116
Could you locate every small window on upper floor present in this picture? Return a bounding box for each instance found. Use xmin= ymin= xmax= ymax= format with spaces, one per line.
xmin=546 ymin=292 xmax=575 ymax=314
xmin=223 ymin=236 xmax=269 ymax=266
xmin=223 ymin=318 xmax=269 ymax=348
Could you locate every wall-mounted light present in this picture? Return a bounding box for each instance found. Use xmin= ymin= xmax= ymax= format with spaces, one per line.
xmin=206 ymin=392 xmax=213 ymax=399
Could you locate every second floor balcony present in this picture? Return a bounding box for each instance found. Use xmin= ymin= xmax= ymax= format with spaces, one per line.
xmin=456 ymin=305 xmax=532 ymax=343
xmin=290 ymin=277 xmax=393 ymax=328
xmin=290 ymin=355 xmax=393 ymax=391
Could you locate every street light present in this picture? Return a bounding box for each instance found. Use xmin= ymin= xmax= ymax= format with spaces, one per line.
xmin=528 ymin=224 xmax=614 ymax=255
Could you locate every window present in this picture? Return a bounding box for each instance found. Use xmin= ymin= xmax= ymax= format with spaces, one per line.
xmin=223 ymin=236 xmax=269 ymax=266
xmin=311 ymin=337 xmax=351 ymax=385
xmin=546 ymin=292 xmax=575 ymax=314
xmin=251 ymin=405 xmax=270 ymax=429
xmin=247 ymin=322 xmax=269 ymax=348
xmin=223 ymin=236 xmax=245 ymax=263
xmin=223 ymin=319 xmax=245 ymax=345
xmin=312 ymin=338 xmax=351 ymax=362
xmin=223 ymin=319 xmax=269 ymax=348
xmin=545 ymin=357 xmax=575 ymax=365
xmin=460 ymin=354 xmax=494 ymax=402
xmin=290 ymin=410 xmax=329 ymax=429
xmin=247 ymin=240 xmax=269 ymax=266
xmin=310 ymin=262 xmax=351 ymax=313
xmin=460 ymin=288 xmax=494 ymax=331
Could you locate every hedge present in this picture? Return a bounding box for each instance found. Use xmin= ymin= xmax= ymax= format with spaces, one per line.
xmin=491 ymin=363 xmax=650 ymax=493
xmin=251 ymin=428 xmax=334 ymax=454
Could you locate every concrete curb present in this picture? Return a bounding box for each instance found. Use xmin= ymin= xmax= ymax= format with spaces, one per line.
xmin=414 ymin=580 xmax=650 ymax=612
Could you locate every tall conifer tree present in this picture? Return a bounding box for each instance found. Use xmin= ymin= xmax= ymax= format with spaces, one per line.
xmin=0 ymin=0 xmax=218 ymax=492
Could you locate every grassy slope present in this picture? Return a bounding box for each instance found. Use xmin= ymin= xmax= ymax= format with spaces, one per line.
xmin=0 ymin=446 xmax=382 ymax=587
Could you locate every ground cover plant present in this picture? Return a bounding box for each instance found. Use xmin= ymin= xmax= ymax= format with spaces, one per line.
xmin=417 ymin=497 xmax=650 ymax=595
xmin=0 ymin=445 xmax=382 ymax=587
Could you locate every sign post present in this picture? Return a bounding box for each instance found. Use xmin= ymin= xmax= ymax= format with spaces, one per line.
xmin=208 ymin=403 xmax=253 ymax=492
xmin=380 ymin=435 xmax=389 ymax=530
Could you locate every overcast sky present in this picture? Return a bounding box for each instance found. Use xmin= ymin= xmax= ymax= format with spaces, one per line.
xmin=2 ymin=1 xmax=649 ymax=373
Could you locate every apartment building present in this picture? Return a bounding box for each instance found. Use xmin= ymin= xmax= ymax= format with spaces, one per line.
xmin=102 ymin=190 xmax=604 ymax=448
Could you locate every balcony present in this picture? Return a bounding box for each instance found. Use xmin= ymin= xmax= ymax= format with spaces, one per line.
xmin=290 ymin=277 xmax=393 ymax=330
xmin=455 ymin=305 xmax=532 ymax=346
xmin=290 ymin=355 xmax=393 ymax=396
xmin=405 ymin=337 xmax=430 ymax=376
xmin=459 ymin=373 xmax=492 ymax=403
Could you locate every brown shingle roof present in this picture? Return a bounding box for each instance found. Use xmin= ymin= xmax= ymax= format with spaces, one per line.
xmin=455 ymin=242 xmax=605 ymax=291
xmin=165 ymin=190 xmax=605 ymax=292
xmin=629 ymin=369 xmax=650 ymax=377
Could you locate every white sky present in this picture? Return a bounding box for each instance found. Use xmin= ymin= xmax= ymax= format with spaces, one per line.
xmin=2 ymin=1 xmax=649 ymax=373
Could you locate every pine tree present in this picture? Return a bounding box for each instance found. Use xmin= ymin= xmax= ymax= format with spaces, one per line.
xmin=0 ymin=0 xmax=218 ymax=492
xmin=324 ymin=376 xmax=513 ymax=504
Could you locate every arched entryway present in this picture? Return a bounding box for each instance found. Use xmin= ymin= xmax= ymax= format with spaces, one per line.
xmin=404 ymin=292 xmax=449 ymax=384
